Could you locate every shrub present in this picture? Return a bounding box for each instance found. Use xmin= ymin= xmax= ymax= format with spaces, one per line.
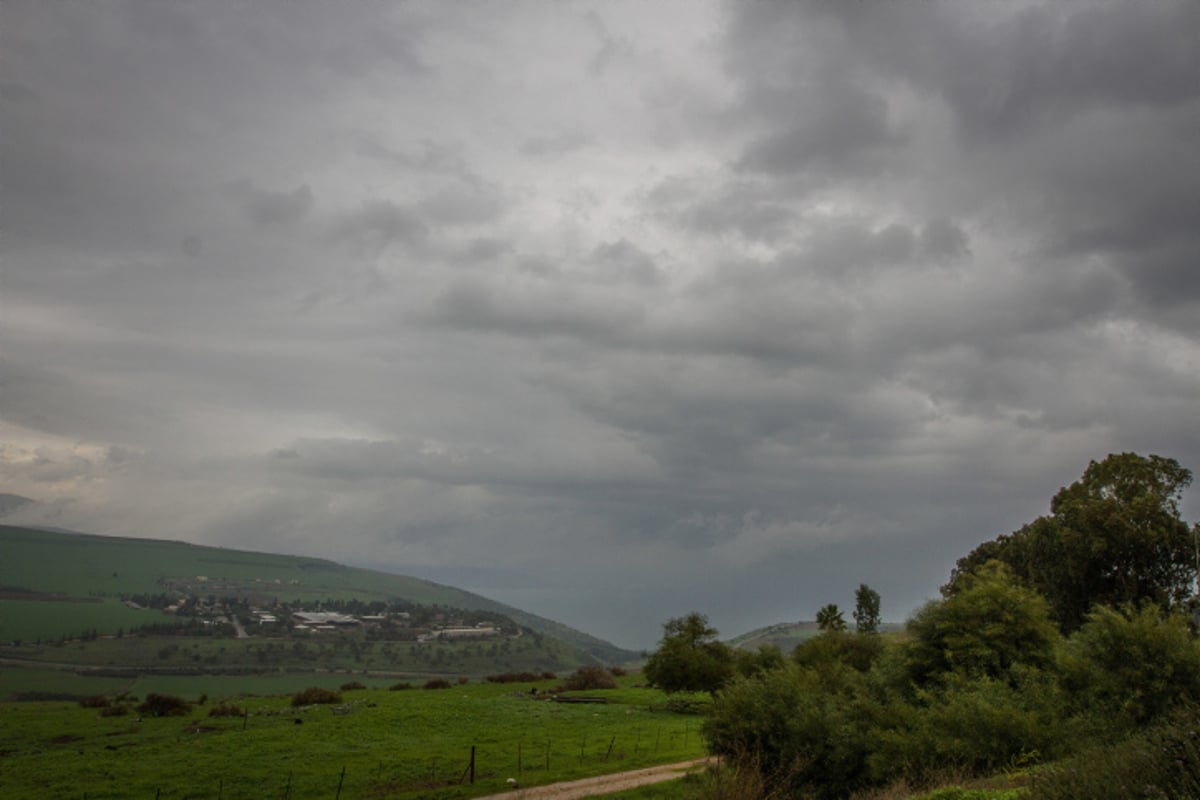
xmin=423 ymin=678 xmax=452 ymax=690
xmin=540 ymin=672 xmax=557 ymax=680
xmin=388 ymin=682 xmax=413 ymax=691
xmin=456 ymin=676 xmax=469 ymax=685
xmin=137 ymin=693 xmax=193 ymax=717
xmin=99 ymin=704 xmax=129 ymax=717
xmin=208 ymin=703 xmax=244 ymax=718
xmin=339 ymin=681 xmax=367 ymax=691
xmin=560 ymin=666 xmax=617 ymax=691
xmin=486 ymin=672 xmax=539 ymax=683
xmin=609 ymin=665 xmax=627 ymax=677
xmin=1059 ymin=604 xmax=1200 ymax=728
xmin=1029 ymin=705 xmax=1200 ymax=800
xmin=79 ymin=695 xmax=110 ymax=709
xmin=291 ymin=687 xmax=342 ymax=706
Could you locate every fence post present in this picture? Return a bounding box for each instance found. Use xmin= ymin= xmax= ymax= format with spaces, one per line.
xmin=545 ymin=740 xmax=550 ymax=771
xmin=605 ymin=735 xmax=615 ymax=761
xmin=335 ymin=765 xmax=346 ymax=800
xmin=470 ymin=745 xmax=476 ymax=784
xmin=518 ymin=742 xmax=522 ymax=784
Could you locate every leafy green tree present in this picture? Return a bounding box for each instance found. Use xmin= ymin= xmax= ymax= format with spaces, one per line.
xmin=948 ymin=453 xmax=1196 ymax=632
xmin=733 ymin=643 xmax=785 ymax=678
xmin=907 ymin=561 xmax=1059 ymax=686
xmin=643 ymin=612 xmax=733 ymax=697
xmin=1060 ymin=604 xmax=1200 ymax=727
xmin=816 ymin=603 xmax=846 ymax=632
xmin=853 ymin=584 xmax=881 ymax=634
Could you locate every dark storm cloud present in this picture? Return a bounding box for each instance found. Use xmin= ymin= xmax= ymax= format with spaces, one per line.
xmin=4 ymin=0 xmax=1199 ymax=647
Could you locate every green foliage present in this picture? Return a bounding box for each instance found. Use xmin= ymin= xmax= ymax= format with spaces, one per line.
xmin=644 ymin=613 xmax=734 ymax=697
xmin=137 ymin=692 xmax=193 ymax=717
xmin=907 ymin=562 xmax=1059 ymax=687
xmin=291 ymin=686 xmax=342 ymax=705
xmin=733 ymin=644 xmax=785 ymax=679
xmin=560 ymin=665 xmax=617 ymax=691
xmin=815 ymin=603 xmax=847 ymax=632
xmin=854 ymin=584 xmax=882 ymax=634
xmin=1029 ymin=705 xmax=1200 ymax=800
xmin=914 ymin=790 xmax=1026 ymax=800
xmin=1059 ymin=604 xmax=1200 ymax=727
xmin=793 ymin=630 xmax=884 ymax=675
xmin=704 ymin=665 xmax=875 ymax=799
xmin=870 ymin=669 xmax=1064 ymax=782
xmin=948 ymin=453 xmax=1195 ymax=632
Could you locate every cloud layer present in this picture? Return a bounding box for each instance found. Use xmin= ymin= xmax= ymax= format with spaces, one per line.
xmin=4 ymin=0 xmax=1199 ymax=647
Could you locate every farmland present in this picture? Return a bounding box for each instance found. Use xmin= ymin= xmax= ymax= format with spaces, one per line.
xmin=0 ymin=674 xmax=708 ymax=799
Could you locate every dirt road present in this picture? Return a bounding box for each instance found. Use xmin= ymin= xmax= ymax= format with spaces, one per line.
xmin=474 ymin=757 xmax=714 ymax=800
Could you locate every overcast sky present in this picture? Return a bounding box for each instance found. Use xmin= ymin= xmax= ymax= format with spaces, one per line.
xmin=3 ymin=1 xmax=1199 ymax=648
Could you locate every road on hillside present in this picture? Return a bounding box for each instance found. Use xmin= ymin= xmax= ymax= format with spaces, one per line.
xmin=473 ymin=757 xmax=714 ymax=800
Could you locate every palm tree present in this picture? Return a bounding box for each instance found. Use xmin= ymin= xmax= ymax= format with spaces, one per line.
xmin=816 ymin=603 xmax=846 ymax=632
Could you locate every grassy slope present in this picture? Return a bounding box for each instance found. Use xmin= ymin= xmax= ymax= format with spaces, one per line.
xmin=0 ymin=524 xmax=636 ymax=664
xmin=0 ymin=675 xmax=708 ymax=800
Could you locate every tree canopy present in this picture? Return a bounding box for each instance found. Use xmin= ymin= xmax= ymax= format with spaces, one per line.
xmin=946 ymin=452 xmax=1195 ymax=632
xmin=642 ymin=612 xmax=733 ymax=697
xmin=853 ymin=584 xmax=881 ymax=634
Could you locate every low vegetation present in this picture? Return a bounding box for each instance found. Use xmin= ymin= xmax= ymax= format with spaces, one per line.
xmin=291 ymin=686 xmax=342 ymax=706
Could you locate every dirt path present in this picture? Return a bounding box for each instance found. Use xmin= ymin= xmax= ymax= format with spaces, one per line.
xmin=474 ymin=757 xmax=714 ymax=800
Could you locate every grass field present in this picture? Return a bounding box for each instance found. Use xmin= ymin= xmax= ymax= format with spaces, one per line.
xmin=0 ymin=674 xmax=709 ymax=799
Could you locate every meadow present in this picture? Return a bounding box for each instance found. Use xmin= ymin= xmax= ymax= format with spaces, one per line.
xmin=0 ymin=674 xmax=709 ymax=799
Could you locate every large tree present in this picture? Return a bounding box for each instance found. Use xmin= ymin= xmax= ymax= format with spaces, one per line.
xmin=643 ymin=612 xmax=733 ymax=697
xmin=947 ymin=453 xmax=1196 ymax=632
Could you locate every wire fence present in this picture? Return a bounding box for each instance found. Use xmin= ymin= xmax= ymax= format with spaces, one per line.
xmin=73 ymin=723 xmax=701 ymax=799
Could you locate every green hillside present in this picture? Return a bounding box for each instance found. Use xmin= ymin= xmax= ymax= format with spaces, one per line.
xmin=0 ymin=524 xmax=636 ymax=664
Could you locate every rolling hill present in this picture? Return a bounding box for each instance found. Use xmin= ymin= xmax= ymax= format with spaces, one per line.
xmin=0 ymin=524 xmax=637 ymax=665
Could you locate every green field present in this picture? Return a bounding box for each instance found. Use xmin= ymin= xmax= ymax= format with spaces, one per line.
xmin=0 ymin=674 xmax=708 ymax=799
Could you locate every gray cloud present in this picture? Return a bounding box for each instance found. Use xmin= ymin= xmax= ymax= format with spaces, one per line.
xmin=3 ymin=0 xmax=1198 ymax=648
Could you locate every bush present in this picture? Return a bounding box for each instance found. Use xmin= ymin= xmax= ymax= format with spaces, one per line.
xmin=560 ymin=666 xmax=617 ymax=691
xmin=1029 ymin=705 xmax=1200 ymax=800
xmin=1059 ymin=604 xmax=1200 ymax=728
xmin=388 ymin=682 xmax=413 ymax=691
xmin=486 ymin=672 xmax=541 ymax=684
xmin=704 ymin=666 xmax=874 ymax=799
xmin=79 ymin=695 xmax=110 ymax=709
xmin=339 ymin=681 xmax=367 ymax=691
xmin=456 ymin=676 xmax=469 ymax=685
xmin=423 ymin=679 xmax=452 ymax=690
xmin=291 ymin=687 xmax=342 ymax=706
xmin=609 ymin=665 xmax=627 ymax=677
xmin=137 ymin=693 xmax=193 ymax=717
xmin=99 ymin=704 xmax=129 ymax=717
xmin=208 ymin=703 xmax=244 ymax=718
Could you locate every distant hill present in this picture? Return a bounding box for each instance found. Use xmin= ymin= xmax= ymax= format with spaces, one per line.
xmin=729 ymin=620 xmax=904 ymax=653
xmin=0 ymin=494 xmax=34 ymax=517
xmin=0 ymin=524 xmax=637 ymax=665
